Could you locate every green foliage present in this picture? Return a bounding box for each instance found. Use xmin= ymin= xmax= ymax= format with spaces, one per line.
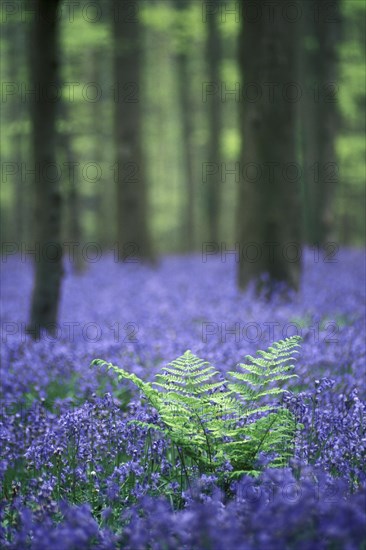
xmin=91 ymin=336 xmax=302 ymax=480
xmin=226 ymin=337 xmax=300 ymax=474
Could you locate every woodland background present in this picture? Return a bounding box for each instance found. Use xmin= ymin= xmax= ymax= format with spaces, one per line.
xmin=0 ymin=0 xmax=365 ymax=332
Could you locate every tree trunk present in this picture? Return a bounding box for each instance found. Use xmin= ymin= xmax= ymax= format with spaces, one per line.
xmin=91 ymin=49 xmax=109 ymax=250
xmin=59 ymin=101 xmax=84 ymax=273
xmin=113 ymin=0 xmax=153 ymax=261
xmin=299 ymin=0 xmax=320 ymax=243
xmin=28 ymin=0 xmax=63 ymax=338
xmin=237 ymin=0 xmax=301 ymax=293
xmin=176 ymin=0 xmax=195 ymax=251
xmin=176 ymin=51 xmax=195 ymax=251
xmin=206 ymin=0 xmax=222 ymax=243
xmin=300 ymin=0 xmax=341 ymax=245
xmin=313 ymin=0 xmax=341 ymax=245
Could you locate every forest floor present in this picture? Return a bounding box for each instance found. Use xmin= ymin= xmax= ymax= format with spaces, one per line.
xmin=1 ymin=248 xmax=365 ymax=548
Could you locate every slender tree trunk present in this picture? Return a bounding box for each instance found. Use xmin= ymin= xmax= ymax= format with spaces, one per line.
xmin=113 ymin=0 xmax=153 ymax=261
xmin=301 ymin=0 xmax=341 ymax=245
xmin=175 ymin=0 xmax=195 ymax=251
xmin=314 ymin=0 xmax=341 ymax=245
xmin=206 ymin=0 xmax=222 ymax=243
xmin=59 ymin=101 xmax=84 ymax=273
xmin=91 ymin=49 xmax=108 ymax=249
xmin=28 ymin=0 xmax=63 ymax=337
xmin=176 ymin=50 xmax=195 ymax=251
xmin=299 ymin=0 xmax=319 ymax=243
xmin=23 ymin=13 xmax=33 ymax=246
xmin=237 ymin=1 xmax=301 ymax=293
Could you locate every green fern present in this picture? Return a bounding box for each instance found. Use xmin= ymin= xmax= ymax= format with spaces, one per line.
xmin=91 ymin=336 xmax=302 ymax=480
xmin=224 ymin=336 xmax=301 ymax=473
xmin=152 ymin=352 xmax=240 ymax=470
xmin=228 ymin=336 xmax=300 ymax=403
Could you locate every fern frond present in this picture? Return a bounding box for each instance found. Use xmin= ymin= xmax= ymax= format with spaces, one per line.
xmin=91 ymin=336 xmax=302 ymax=483
xmin=228 ymin=335 xmax=300 ymax=400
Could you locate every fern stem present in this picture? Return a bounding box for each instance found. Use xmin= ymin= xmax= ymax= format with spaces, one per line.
xmin=252 ymin=414 xmax=279 ymax=462
xmin=175 ymin=443 xmax=191 ymax=497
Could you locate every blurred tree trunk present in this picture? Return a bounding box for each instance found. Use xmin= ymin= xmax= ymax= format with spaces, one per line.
xmin=113 ymin=0 xmax=154 ymax=261
xmin=300 ymin=0 xmax=341 ymax=246
xmin=237 ymin=1 xmax=301 ymax=293
xmin=88 ymin=48 xmax=108 ymax=249
xmin=59 ymin=101 xmax=84 ymax=273
xmin=28 ymin=0 xmax=63 ymax=338
xmin=299 ymin=0 xmax=318 ymax=244
xmin=206 ymin=0 xmax=222 ymax=243
xmin=94 ymin=49 xmax=109 ymax=249
xmin=176 ymin=0 xmax=195 ymax=251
